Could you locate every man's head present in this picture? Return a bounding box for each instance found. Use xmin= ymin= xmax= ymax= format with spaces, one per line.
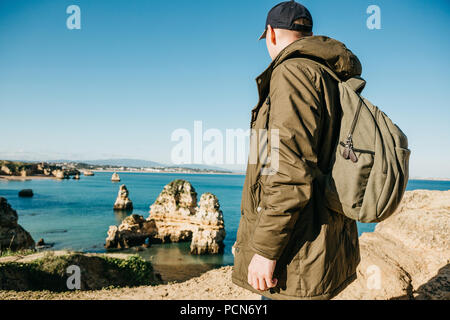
xmin=259 ymin=1 xmax=313 ymax=60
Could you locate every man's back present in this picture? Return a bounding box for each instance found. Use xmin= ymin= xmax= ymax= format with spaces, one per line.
xmin=232 ymin=36 xmax=362 ymax=300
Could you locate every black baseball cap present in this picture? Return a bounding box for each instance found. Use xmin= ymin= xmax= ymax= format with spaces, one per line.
xmin=259 ymin=1 xmax=313 ymax=40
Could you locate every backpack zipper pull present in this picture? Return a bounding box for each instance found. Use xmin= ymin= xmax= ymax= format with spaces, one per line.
xmin=343 ymin=135 xmax=358 ymax=163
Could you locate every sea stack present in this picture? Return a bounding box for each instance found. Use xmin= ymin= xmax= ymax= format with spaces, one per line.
xmin=18 ymin=189 xmax=33 ymax=198
xmin=111 ymin=172 xmax=121 ymax=182
xmin=105 ymin=180 xmax=226 ymax=255
xmin=84 ymin=170 xmax=94 ymax=176
xmin=190 ymin=193 xmax=226 ymax=255
xmin=0 ymin=197 xmax=35 ymax=251
xmin=149 ymin=180 xmax=225 ymax=254
xmin=113 ymin=185 xmax=133 ymax=211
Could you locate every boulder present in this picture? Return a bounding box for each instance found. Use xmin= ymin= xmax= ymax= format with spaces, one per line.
xmin=113 ymin=185 xmax=133 ymax=211
xmin=111 ymin=172 xmax=121 ymax=182
xmin=0 ymin=197 xmax=35 ymax=251
xmin=18 ymin=189 xmax=33 ymax=198
xmin=335 ymin=190 xmax=450 ymax=300
xmin=84 ymin=170 xmax=95 ymax=176
xmin=73 ymin=174 xmax=80 ymax=180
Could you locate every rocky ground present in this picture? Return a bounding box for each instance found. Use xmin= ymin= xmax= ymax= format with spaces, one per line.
xmin=0 ymin=190 xmax=448 ymax=300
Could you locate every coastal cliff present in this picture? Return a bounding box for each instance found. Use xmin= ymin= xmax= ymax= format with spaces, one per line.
xmin=106 ymin=180 xmax=226 ymax=255
xmin=335 ymin=190 xmax=450 ymax=300
xmin=0 ymin=197 xmax=35 ymax=251
xmin=0 ymin=251 xmax=162 ymax=291
xmin=0 ymin=160 xmax=80 ymax=179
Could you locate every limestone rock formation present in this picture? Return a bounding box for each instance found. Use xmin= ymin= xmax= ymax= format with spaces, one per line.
xmin=335 ymin=190 xmax=450 ymax=300
xmin=0 ymin=197 xmax=35 ymax=251
xmin=52 ymin=170 xmax=66 ymax=180
xmin=111 ymin=172 xmax=121 ymax=182
xmin=105 ymin=214 xmax=157 ymax=249
xmin=190 ymin=193 xmax=226 ymax=254
xmin=84 ymin=170 xmax=95 ymax=176
xmin=20 ymin=168 xmax=32 ymax=177
xmin=0 ymin=165 xmax=12 ymax=175
xmin=73 ymin=174 xmax=80 ymax=180
xmin=113 ymin=185 xmax=133 ymax=211
xmin=0 ymin=161 xmax=79 ymax=179
xmin=149 ymin=180 xmax=198 ymax=243
xmin=149 ymin=180 xmax=226 ymax=254
xmin=106 ymin=180 xmax=226 ymax=255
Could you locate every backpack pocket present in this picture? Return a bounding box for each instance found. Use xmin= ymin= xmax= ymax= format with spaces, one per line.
xmin=325 ymin=144 xmax=375 ymax=220
xmin=395 ymin=147 xmax=411 ymax=171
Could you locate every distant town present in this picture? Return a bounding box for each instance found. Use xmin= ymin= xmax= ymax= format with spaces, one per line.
xmin=0 ymin=160 xmax=236 ymax=180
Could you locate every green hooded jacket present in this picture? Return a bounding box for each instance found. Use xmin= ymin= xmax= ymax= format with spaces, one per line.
xmin=232 ymin=36 xmax=362 ymax=300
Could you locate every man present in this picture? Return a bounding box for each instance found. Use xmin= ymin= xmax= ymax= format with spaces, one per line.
xmin=232 ymin=1 xmax=362 ymax=300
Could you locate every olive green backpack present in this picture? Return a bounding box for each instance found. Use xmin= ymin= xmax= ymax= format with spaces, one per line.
xmin=319 ymin=65 xmax=411 ymax=223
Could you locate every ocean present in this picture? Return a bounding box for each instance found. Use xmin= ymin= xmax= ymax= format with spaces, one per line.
xmin=0 ymin=173 xmax=448 ymax=282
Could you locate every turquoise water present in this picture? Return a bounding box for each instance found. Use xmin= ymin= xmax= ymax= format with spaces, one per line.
xmin=0 ymin=173 xmax=448 ymax=280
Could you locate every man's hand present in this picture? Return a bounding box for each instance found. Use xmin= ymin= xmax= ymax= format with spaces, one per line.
xmin=248 ymin=254 xmax=278 ymax=291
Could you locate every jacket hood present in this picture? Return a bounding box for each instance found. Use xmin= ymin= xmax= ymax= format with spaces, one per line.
xmin=272 ymin=36 xmax=362 ymax=80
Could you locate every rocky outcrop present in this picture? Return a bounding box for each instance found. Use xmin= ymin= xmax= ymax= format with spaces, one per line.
xmin=0 ymin=165 xmax=12 ymax=175
xmin=111 ymin=172 xmax=121 ymax=182
xmin=149 ymin=180 xmax=198 ymax=243
xmin=190 ymin=193 xmax=226 ymax=254
xmin=113 ymin=185 xmax=133 ymax=211
xmin=106 ymin=215 xmax=157 ymax=249
xmin=52 ymin=170 xmax=66 ymax=179
xmin=149 ymin=180 xmax=225 ymax=254
xmin=18 ymin=189 xmax=33 ymax=198
xmin=0 ymin=197 xmax=35 ymax=251
xmin=84 ymin=170 xmax=95 ymax=176
xmin=73 ymin=174 xmax=80 ymax=180
xmin=335 ymin=190 xmax=450 ymax=300
xmin=105 ymin=180 xmax=226 ymax=255
xmin=0 ymin=161 xmax=79 ymax=179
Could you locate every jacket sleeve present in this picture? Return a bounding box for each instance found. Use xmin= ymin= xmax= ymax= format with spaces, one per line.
xmin=250 ymin=61 xmax=323 ymax=261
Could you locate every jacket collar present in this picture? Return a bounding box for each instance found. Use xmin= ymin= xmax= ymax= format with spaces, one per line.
xmin=254 ymin=36 xmax=363 ymax=102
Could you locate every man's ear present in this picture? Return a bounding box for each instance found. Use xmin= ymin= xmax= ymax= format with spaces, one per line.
xmin=267 ymin=25 xmax=276 ymax=45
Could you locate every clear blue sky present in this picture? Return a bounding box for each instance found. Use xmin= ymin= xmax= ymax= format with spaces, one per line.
xmin=0 ymin=0 xmax=449 ymax=178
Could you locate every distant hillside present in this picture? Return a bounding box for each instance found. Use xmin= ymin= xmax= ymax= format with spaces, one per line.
xmin=2 ymin=158 xmax=235 ymax=173
xmin=169 ymin=164 xmax=233 ymax=173
xmin=80 ymin=159 xmax=165 ymax=168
